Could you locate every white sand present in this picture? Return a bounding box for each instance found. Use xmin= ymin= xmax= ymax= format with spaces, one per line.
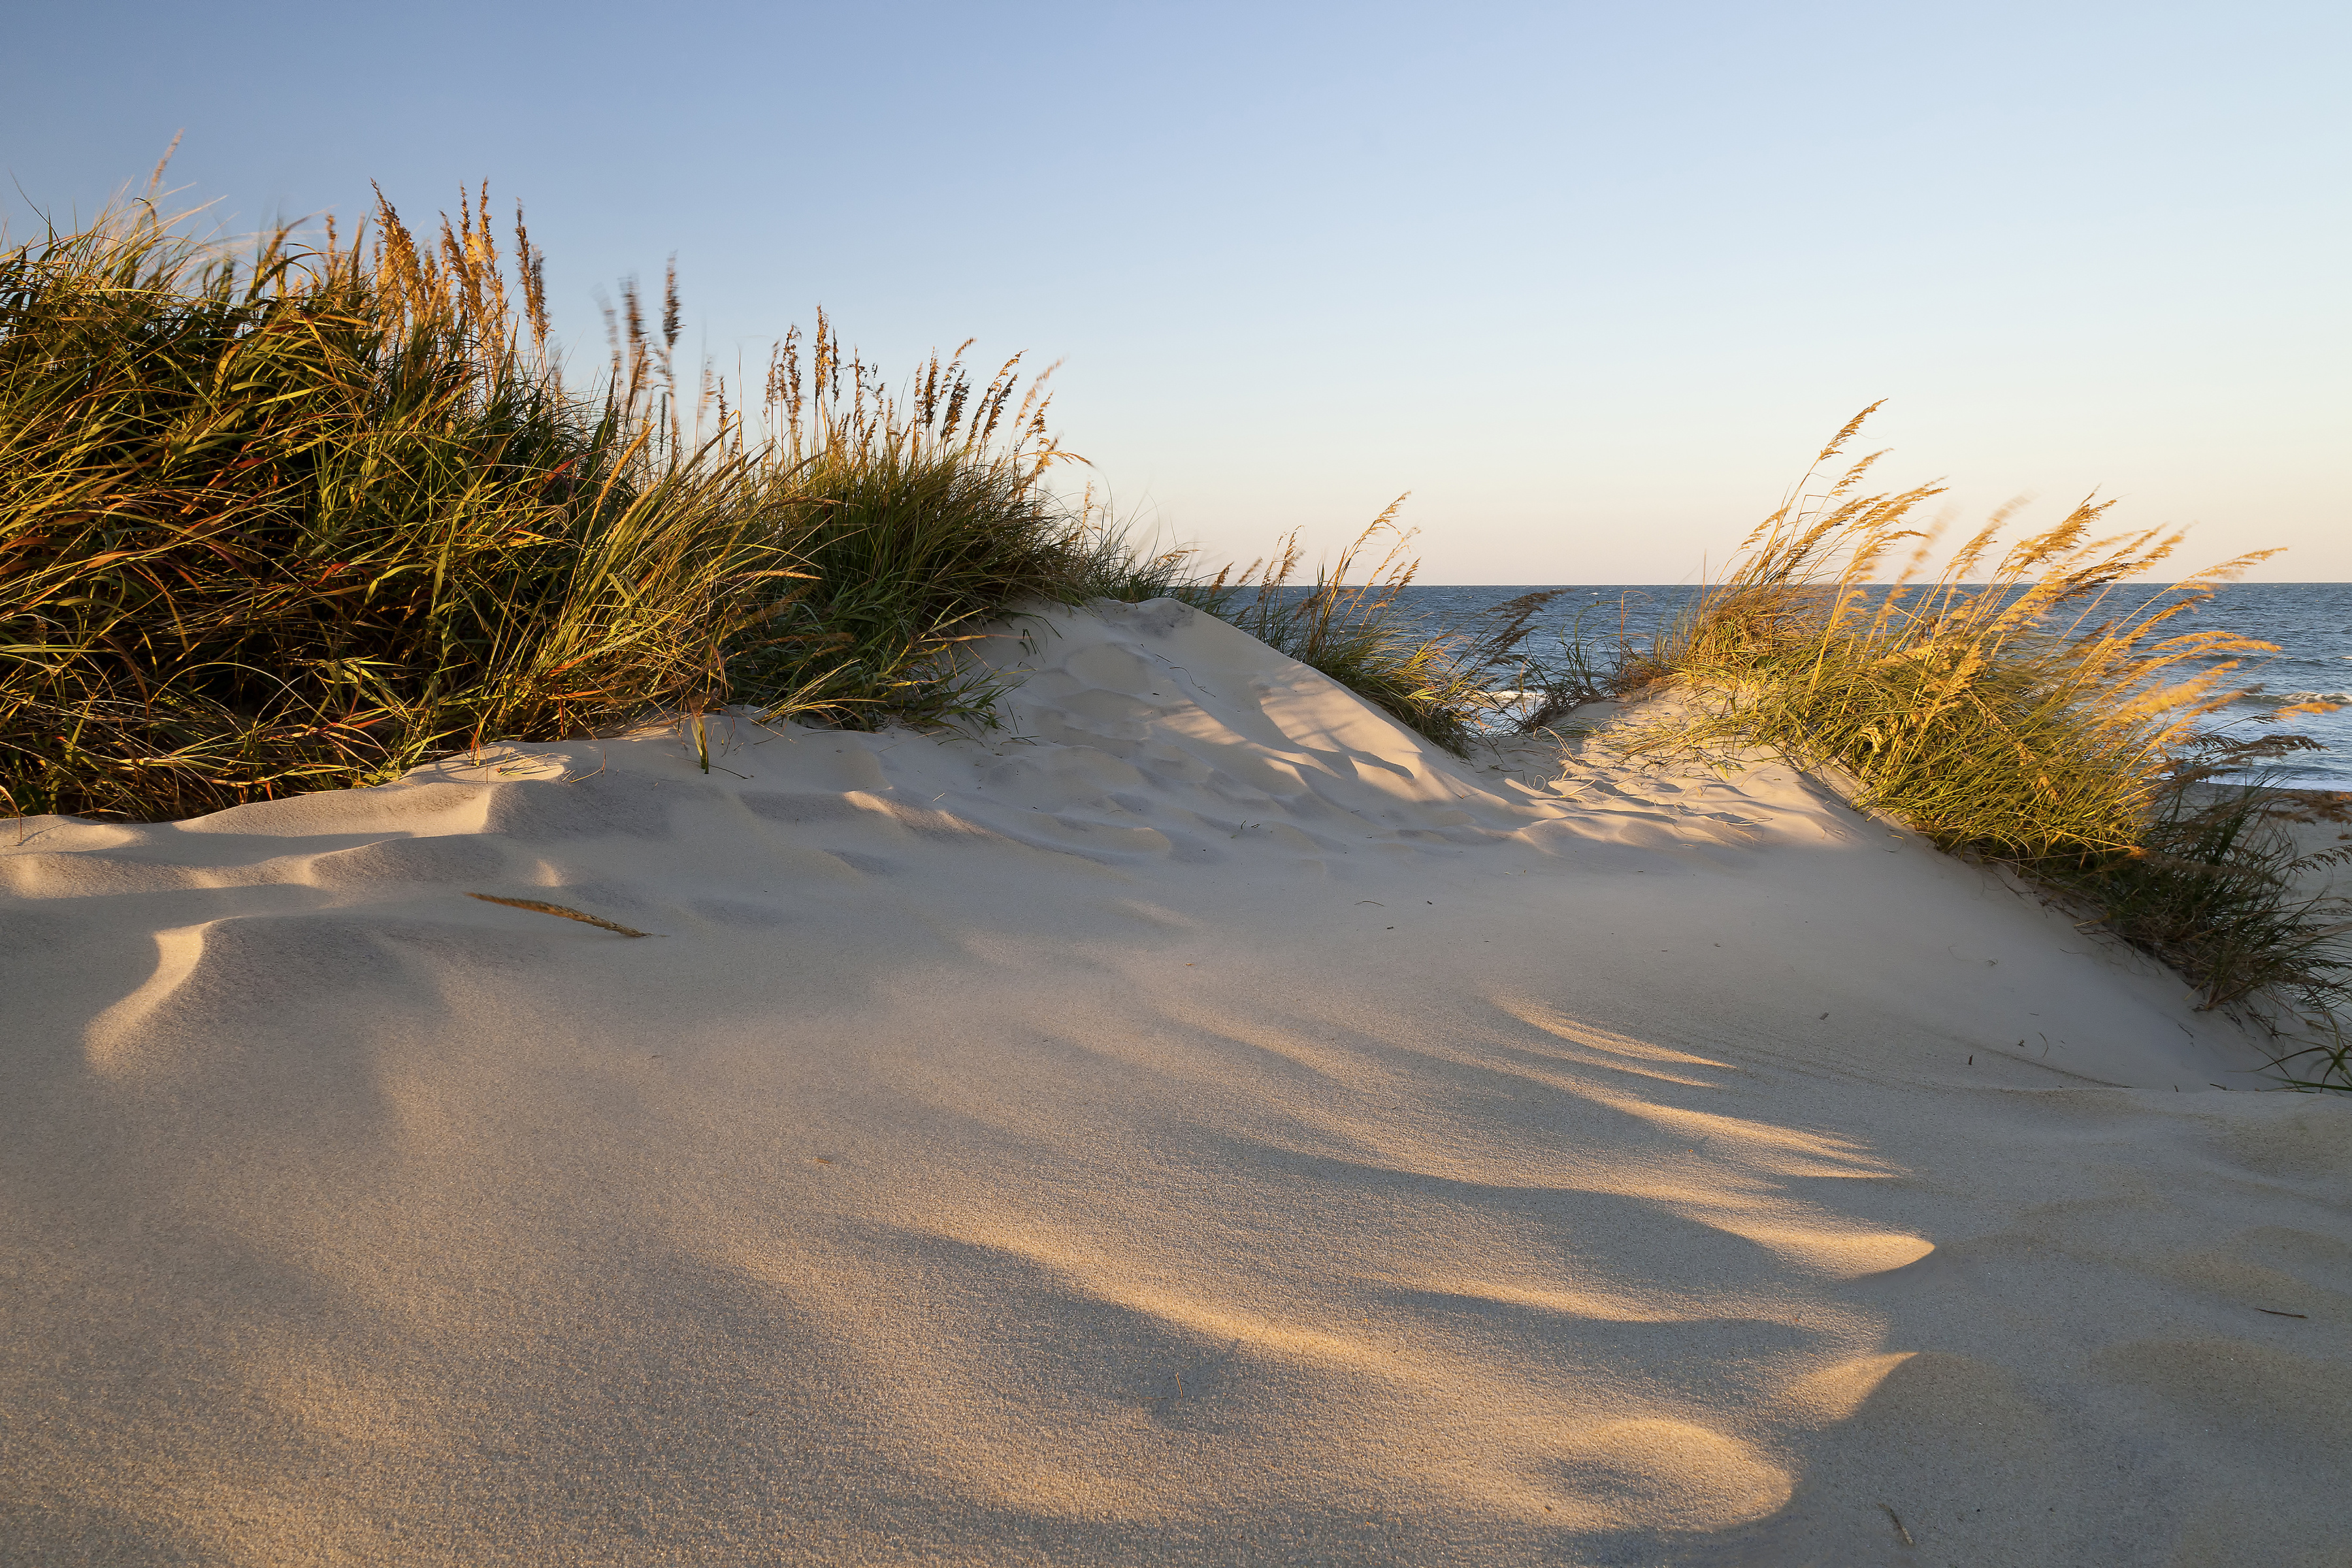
xmin=4 ymin=598 xmax=2347 ymax=1566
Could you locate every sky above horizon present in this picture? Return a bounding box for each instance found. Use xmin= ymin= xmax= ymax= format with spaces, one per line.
xmin=5 ymin=1 xmax=2344 ymax=582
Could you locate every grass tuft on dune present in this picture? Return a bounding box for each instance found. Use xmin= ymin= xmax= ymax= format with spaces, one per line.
xmin=1609 ymin=406 xmax=2351 ymax=1065
xmin=1177 ymin=502 xmax=1603 ymax=755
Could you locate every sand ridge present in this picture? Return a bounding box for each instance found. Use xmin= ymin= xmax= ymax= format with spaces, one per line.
xmin=3 ymin=598 xmax=2347 ymax=1565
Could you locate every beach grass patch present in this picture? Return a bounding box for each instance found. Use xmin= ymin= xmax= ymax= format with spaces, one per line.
xmin=0 ymin=186 xmax=1151 ymax=820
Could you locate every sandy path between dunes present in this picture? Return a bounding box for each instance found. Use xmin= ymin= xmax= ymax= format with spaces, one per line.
xmin=3 ymin=598 xmax=2347 ymax=1567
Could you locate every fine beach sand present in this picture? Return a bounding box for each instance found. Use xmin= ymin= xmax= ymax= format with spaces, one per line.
xmin=5 ymin=597 xmax=2348 ymax=1566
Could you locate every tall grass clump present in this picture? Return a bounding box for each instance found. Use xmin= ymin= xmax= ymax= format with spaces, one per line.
xmin=1619 ymin=406 xmax=2351 ymax=1051
xmin=0 ymin=186 xmax=786 ymax=820
xmin=0 ymin=176 xmax=1153 ymax=820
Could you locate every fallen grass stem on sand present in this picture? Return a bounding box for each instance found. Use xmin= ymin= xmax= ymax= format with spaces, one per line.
xmin=465 ymin=893 xmax=659 ymax=938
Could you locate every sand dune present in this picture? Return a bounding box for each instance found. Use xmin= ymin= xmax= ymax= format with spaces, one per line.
xmin=5 ymin=598 xmax=2347 ymax=1565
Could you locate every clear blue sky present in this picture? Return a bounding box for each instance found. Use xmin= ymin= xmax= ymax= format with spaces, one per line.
xmin=7 ymin=1 xmax=2344 ymax=581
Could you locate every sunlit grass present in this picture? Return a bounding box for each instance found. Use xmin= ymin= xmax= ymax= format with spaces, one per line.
xmin=1610 ymin=408 xmax=2349 ymax=1068
xmin=0 ymin=187 xmax=1130 ymax=819
xmin=1616 ymin=404 xmax=2284 ymax=856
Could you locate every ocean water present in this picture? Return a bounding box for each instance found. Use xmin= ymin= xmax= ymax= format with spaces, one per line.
xmin=1381 ymin=583 xmax=2352 ymax=789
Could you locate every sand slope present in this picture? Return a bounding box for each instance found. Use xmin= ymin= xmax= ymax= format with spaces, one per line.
xmin=3 ymin=598 xmax=2347 ymax=1566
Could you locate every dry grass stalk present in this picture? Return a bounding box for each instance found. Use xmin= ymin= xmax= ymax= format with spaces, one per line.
xmin=466 ymin=892 xmax=657 ymax=938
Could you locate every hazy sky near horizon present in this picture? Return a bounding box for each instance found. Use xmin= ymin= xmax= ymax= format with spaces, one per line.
xmin=5 ymin=1 xmax=2344 ymax=581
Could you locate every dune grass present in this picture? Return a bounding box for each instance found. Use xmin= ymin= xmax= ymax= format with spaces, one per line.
xmin=1617 ymin=406 xmax=2283 ymax=857
xmin=1611 ymin=408 xmax=2351 ymax=1068
xmin=1177 ymin=502 xmax=1600 ymax=754
xmin=0 ymin=189 xmax=1125 ymax=820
